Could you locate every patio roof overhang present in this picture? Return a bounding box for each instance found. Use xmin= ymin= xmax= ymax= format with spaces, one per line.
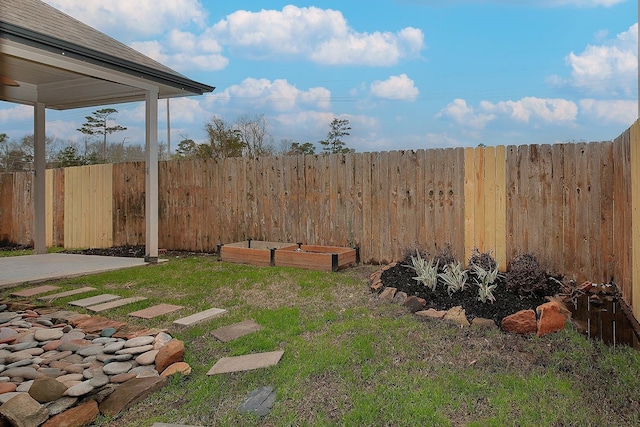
xmin=0 ymin=1 xmax=215 ymax=261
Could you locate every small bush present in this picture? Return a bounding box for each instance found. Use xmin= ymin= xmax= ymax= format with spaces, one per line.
xmin=468 ymin=247 xmax=497 ymax=272
xmin=432 ymin=244 xmax=456 ymax=272
xmin=506 ymin=253 xmax=548 ymax=296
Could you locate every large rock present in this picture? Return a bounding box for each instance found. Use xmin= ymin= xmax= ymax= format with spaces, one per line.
xmin=154 ymin=340 xmax=184 ymax=373
xmin=0 ymin=393 xmax=49 ymax=427
xmin=536 ymin=301 xmax=566 ymax=337
xmin=160 ymin=362 xmax=191 ymax=378
xmin=98 ymin=377 xmax=167 ymax=417
xmin=403 ymin=296 xmax=426 ymax=313
xmin=28 ymin=377 xmax=67 ymax=403
xmin=378 ymin=287 xmax=397 ymax=302
xmin=501 ymin=309 xmax=537 ymax=335
xmin=443 ymin=306 xmax=470 ymax=327
xmin=42 ymin=399 xmax=99 ymax=427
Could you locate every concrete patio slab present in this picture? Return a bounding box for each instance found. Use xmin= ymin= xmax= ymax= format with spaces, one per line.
xmin=38 ymin=287 xmax=97 ymax=302
xmin=211 ymin=320 xmax=263 ymax=342
xmin=173 ymin=307 xmax=227 ymax=327
xmin=0 ymin=254 xmax=148 ymax=288
xmin=10 ymin=285 xmax=60 ymax=297
xmin=206 ymin=350 xmax=284 ymax=375
xmin=86 ymin=297 xmax=148 ymax=313
xmin=129 ymin=304 xmax=183 ymax=319
xmin=69 ymin=294 xmax=121 ymax=308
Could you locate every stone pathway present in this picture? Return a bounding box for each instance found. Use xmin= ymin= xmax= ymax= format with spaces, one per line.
xmin=69 ymin=294 xmax=121 ymax=308
xmin=129 ymin=304 xmax=183 ymax=319
xmin=38 ymin=287 xmax=96 ymax=302
xmin=10 ymin=285 xmax=60 ymax=298
xmin=173 ymin=307 xmax=227 ymax=327
xmin=211 ymin=319 xmax=262 ymax=342
xmin=206 ymin=350 xmax=285 ymax=375
xmin=86 ymin=297 xmax=148 ymax=313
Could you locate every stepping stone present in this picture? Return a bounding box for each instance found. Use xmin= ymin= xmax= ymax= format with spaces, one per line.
xmin=129 ymin=304 xmax=183 ymax=320
xmin=239 ymin=385 xmax=276 ymax=417
xmin=69 ymin=294 xmax=121 ymax=308
xmin=11 ymin=285 xmax=60 ymax=298
xmin=206 ymin=350 xmax=284 ymax=375
xmin=38 ymin=287 xmax=96 ymax=302
xmin=211 ymin=320 xmax=263 ymax=342
xmin=173 ymin=308 xmax=227 ymax=327
xmin=86 ymin=297 xmax=148 ymax=313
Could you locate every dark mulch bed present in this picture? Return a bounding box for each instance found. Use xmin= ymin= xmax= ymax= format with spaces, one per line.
xmin=63 ymin=245 xmax=215 ymax=258
xmin=381 ymin=262 xmax=562 ymax=325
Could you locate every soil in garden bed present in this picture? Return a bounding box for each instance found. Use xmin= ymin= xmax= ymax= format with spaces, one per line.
xmin=381 ymin=262 xmax=562 ymax=325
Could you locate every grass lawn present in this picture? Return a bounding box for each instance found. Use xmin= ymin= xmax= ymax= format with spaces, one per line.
xmin=2 ymin=253 xmax=640 ymax=426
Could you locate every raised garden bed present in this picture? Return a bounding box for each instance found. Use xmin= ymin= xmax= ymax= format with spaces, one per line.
xmin=218 ymin=241 xmax=358 ymax=271
xmin=274 ymin=244 xmax=358 ymax=272
xmin=218 ymin=240 xmax=297 ymax=267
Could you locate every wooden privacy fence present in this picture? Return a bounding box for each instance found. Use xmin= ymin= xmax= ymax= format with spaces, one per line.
xmin=1 ymin=121 xmax=639 ymax=319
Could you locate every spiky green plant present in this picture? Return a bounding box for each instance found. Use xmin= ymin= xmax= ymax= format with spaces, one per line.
xmin=438 ymin=261 xmax=468 ymax=296
xmin=404 ymin=250 xmax=439 ymax=291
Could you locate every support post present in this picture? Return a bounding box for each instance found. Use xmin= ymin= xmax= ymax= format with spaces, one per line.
xmin=33 ymin=102 xmax=46 ymax=254
xmin=145 ymin=89 xmax=159 ymax=263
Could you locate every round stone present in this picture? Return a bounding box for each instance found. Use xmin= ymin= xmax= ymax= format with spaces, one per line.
xmin=110 ymin=372 xmax=136 ymax=383
xmin=61 ymin=330 xmax=86 ymax=342
xmin=76 ymin=344 xmax=104 ymax=357
xmin=135 ymin=349 xmax=159 ymax=366
xmin=4 ymin=351 xmax=34 ymax=364
xmin=0 ymin=327 xmax=17 ymax=342
xmin=56 ymin=373 xmax=84 ymax=384
xmin=115 ymin=344 xmax=154 ymax=355
xmin=103 ymin=341 xmax=125 ymax=354
xmin=124 ymin=336 xmax=154 ymax=348
xmin=0 ymin=382 xmax=17 ymax=394
xmin=64 ymin=380 xmax=94 ymax=397
xmin=100 ymin=328 xmax=117 ymax=338
xmin=92 ymin=337 xmax=117 ymax=344
xmin=102 ymin=361 xmax=133 ymax=375
xmin=153 ymin=332 xmax=173 ymax=350
xmin=34 ymin=328 xmax=64 ymax=342
xmin=130 ymin=366 xmax=158 ymax=378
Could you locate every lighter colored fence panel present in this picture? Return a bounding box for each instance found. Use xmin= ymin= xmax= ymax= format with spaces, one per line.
xmin=64 ymin=164 xmax=113 ymax=248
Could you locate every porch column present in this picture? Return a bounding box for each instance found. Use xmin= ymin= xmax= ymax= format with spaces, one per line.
xmin=33 ymin=102 xmax=46 ymax=254
xmin=144 ymin=89 xmax=159 ymax=262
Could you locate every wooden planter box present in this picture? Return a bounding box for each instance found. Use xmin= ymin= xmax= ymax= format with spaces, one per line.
xmin=274 ymin=244 xmax=358 ymax=272
xmin=218 ymin=240 xmax=298 ymax=267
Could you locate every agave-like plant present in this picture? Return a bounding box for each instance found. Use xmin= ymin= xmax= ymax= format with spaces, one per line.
xmin=438 ymin=261 xmax=468 ymax=297
xmin=472 ymin=263 xmax=501 ymax=303
xmin=404 ymin=250 xmax=439 ymax=291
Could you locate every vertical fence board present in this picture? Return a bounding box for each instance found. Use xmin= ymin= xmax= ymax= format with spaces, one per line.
xmin=599 ymin=142 xmax=614 ymax=282
xmin=550 ymin=144 xmax=565 ymax=276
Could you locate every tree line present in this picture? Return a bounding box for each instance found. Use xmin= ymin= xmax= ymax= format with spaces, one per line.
xmin=0 ymin=109 xmax=353 ymax=172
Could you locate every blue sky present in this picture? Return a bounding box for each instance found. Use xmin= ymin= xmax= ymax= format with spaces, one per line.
xmin=1 ymin=0 xmax=637 ymax=153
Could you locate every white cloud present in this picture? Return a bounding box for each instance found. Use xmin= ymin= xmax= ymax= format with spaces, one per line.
xmin=482 ymin=97 xmax=578 ymax=123
xmin=43 ymin=0 xmax=207 ymax=39
xmin=579 ymin=99 xmax=637 ymax=124
xmin=208 ymin=6 xmax=424 ymax=66
xmin=436 ymin=99 xmax=496 ymax=129
xmin=208 ymin=78 xmax=332 ymax=112
xmin=130 ymin=31 xmax=228 ymax=72
xmin=402 ymin=0 xmax=625 ymax=6
xmin=370 ymin=74 xmax=419 ymax=101
xmin=562 ymin=23 xmax=637 ymax=96
xmin=0 ymin=105 xmax=32 ymax=123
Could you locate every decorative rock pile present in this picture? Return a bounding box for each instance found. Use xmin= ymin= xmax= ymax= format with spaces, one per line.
xmin=370 ymin=263 xmax=571 ymax=336
xmin=0 ymin=302 xmax=189 ymax=426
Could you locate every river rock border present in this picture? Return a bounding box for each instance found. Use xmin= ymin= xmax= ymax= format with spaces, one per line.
xmin=0 ymin=300 xmax=189 ymax=426
xmin=370 ymin=263 xmax=571 ymax=337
